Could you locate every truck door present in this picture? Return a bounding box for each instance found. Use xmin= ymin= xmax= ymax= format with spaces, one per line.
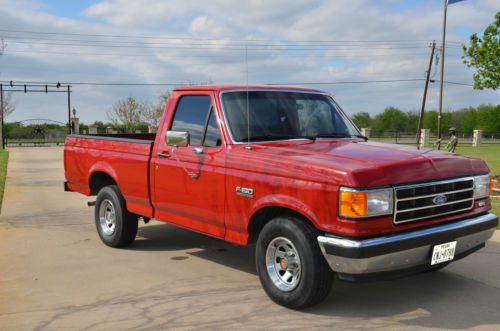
xmin=152 ymin=93 xmax=226 ymax=238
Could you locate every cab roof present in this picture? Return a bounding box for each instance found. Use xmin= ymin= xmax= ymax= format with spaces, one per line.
xmin=173 ymin=85 xmax=325 ymax=93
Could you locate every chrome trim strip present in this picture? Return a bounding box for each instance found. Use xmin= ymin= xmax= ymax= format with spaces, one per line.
xmin=395 ymin=176 xmax=474 ymax=190
xmin=396 ymin=197 xmax=474 ymax=213
xmin=396 ymin=188 xmax=474 ymax=202
xmin=318 ymin=212 xmax=497 ymax=250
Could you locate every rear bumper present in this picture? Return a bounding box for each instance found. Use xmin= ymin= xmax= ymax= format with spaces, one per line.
xmin=318 ymin=213 xmax=498 ymax=280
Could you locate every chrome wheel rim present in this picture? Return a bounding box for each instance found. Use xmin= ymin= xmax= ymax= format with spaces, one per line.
xmin=99 ymin=199 xmax=116 ymax=236
xmin=265 ymin=237 xmax=301 ymax=292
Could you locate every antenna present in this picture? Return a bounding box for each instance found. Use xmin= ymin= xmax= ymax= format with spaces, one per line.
xmin=245 ymin=45 xmax=251 ymax=150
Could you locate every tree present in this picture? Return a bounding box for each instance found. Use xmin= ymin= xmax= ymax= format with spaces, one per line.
xmin=141 ymin=91 xmax=171 ymax=132
xmin=107 ymin=97 xmax=147 ymax=133
xmin=351 ymin=112 xmax=372 ymax=129
xmin=423 ymin=110 xmax=452 ymax=134
xmin=0 ymin=91 xmax=15 ymax=118
xmin=475 ymin=104 xmax=500 ymax=132
xmin=452 ymin=107 xmax=477 ymax=133
xmin=91 ymin=121 xmax=108 ymax=133
xmin=406 ymin=111 xmax=419 ymax=132
xmin=373 ymin=107 xmax=408 ymax=132
xmin=463 ymin=12 xmax=500 ymax=90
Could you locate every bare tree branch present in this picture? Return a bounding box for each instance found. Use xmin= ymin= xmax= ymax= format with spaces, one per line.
xmin=141 ymin=91 xmax=171 ymax=132
xmin=1 ymin=92 xmax=15 ymax=118
xmin=107 ymin=96 xmax=146 ymax=133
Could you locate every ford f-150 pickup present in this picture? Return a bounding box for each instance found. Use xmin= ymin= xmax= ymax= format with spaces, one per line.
xmin=64 ymin=85 xmax=498 ymax=309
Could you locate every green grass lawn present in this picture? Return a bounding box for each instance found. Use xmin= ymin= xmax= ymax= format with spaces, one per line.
xmin=456 ymin=145 xmax=500 ymax=219
xmin=0 ymin=149 xmax=9 ymax=213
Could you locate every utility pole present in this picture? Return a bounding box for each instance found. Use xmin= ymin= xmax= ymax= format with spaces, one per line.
xmin=67 ymin=85 xmax=72 ymax=134
xmin=417 ymin=41 xmax=436 ymax=149
xmin=437 ymin=0 xmax=448 ymax=150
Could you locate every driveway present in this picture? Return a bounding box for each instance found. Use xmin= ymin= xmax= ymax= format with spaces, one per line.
xmin=1 ymin=147 xmax=499 ymax=330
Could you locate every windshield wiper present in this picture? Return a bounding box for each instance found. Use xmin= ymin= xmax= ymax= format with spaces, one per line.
xmin=314 ymin=133 xmax=368 ymax=141
xmin=240 ymin=133 xmax=368 ymax=143
xmin=241 ymin=134 xmax=315 ymax=142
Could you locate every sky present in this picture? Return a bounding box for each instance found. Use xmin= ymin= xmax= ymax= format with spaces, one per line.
xmin=0 ymin=0 xmax=498 ymax=124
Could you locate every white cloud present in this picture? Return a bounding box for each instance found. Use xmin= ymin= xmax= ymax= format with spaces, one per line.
xmin=0 ymin=0 xmax=498 ymax=124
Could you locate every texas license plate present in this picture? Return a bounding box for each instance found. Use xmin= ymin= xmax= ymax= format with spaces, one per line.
xmin=431 ymin=241 xmax=457 ymax=265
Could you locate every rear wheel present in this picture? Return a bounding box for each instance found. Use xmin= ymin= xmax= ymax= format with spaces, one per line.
xmin=256 ymin=217 xmax=333 ymax=309
xmin=95 ymin=185 xmax=138 ymax=248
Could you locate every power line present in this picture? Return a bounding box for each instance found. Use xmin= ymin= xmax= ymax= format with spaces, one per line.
xmin=6 ymin=40 xmax=432 ymax=51
xmin=0 ymin=28 xmax=462 ymax=44
xmin=266 ymin=79 xmax=425 ymax=85
xmin=6 ymin=49 xmax=442 ymax=59
xmin=1 ymin=36 xmax=437 ymax=47
xmin=0 ymin=79 xmax=473 ymax=87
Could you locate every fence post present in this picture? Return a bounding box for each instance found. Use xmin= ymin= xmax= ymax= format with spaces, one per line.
xmin=361 ymin=128 xmax=371 ymax=138
xmin=472 ymin=130 xmax=482 ymax=147
xmin=419 ymin=129 xmax=430 ymax=148
xmin=71 ymin=117 xmax=79 ymax=134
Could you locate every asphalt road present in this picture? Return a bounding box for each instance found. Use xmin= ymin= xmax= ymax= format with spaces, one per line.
xmin=1 ymin=147 xmax=499 ymax=330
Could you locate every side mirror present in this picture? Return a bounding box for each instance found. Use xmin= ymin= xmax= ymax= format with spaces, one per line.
xmin=166 ymin=131 xmax=190 ymax=147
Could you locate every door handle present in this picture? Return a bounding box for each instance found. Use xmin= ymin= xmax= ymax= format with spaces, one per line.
xmin=157 ymin=152 xmax=170 ymax=158
xmin=193 ymin=147 xmax=204 ymax=155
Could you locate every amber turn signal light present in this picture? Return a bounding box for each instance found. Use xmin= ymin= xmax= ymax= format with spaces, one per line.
xmin=339 ymin=191 xmax=367 ymax=217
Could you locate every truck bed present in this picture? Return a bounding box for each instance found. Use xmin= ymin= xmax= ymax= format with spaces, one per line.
xmin=64 ymin=134 xmax=155 ymax=217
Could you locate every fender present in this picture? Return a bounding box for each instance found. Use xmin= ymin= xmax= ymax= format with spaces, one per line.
xmin=88 ymin=162 xmax=120 ymax=192
xmin=249 ymin=194 xmax=320 ymax=229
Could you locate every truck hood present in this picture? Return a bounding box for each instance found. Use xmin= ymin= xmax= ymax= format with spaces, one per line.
xmin=247 ymin=139 xmax=489 ymax=187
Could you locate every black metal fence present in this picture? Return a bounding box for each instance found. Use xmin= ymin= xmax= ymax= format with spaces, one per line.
xmin=5 ymin=120 xmax=67 ymax=147
xmin=368 ymin=131 xmax=500 ymax=146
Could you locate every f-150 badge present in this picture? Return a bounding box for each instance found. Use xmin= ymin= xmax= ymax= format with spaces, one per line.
xmin=236 ymin=186 xmax=254 ymax=198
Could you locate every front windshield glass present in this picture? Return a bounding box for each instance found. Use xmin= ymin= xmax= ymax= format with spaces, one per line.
xmin=222 ymin=91 xmax=360 ymax=142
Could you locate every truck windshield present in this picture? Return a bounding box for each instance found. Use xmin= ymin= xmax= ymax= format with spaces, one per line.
xmin=221 ymin=91 xmax=360 ymax=142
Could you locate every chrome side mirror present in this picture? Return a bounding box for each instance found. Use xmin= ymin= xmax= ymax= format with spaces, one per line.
xmin=166 ymin=131 xmax=189 ymax=147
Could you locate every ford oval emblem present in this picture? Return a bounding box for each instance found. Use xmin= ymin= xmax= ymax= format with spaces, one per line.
xmin=433 ymin=195 xmax=448 ymax=205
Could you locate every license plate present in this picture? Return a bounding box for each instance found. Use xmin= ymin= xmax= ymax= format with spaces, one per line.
xmin=431 ymin=241 xmax=457 ymax=265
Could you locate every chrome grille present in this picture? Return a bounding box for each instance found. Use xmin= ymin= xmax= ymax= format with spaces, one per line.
xmin=394 ymin=177 xmax=474 ymax=224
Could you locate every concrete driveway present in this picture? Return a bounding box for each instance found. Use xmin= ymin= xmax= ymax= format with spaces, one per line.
xmin=1 ymin=147 xmax=499 ymax=330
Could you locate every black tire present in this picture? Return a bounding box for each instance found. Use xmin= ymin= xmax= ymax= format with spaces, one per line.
xmin=255 ymin=216 xmax=334 ymax=309
xmin=94 ymin=185 xmax=138 ymax=248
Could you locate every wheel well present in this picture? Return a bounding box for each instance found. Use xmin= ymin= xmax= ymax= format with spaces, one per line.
xmin=89 ymin=172 xmax=117 ymax=195
xmin=248 ymin=206 xmax=316 ymax=244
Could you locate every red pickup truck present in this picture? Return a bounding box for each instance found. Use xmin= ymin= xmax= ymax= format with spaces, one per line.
xmin=64 ymin=85 xmax=498 ymax=309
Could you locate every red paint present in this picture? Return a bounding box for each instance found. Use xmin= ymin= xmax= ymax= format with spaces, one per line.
xmin=64 ymin=86 xmax=492 ymax=245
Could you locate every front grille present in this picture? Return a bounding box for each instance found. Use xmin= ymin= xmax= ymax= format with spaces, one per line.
xmin=394 ymin=177 xmax=474 ymax=224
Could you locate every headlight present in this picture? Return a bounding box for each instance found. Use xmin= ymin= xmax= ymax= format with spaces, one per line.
xmin=473 ymin=175 xmax=490 ymax=199
xmin=339 ymin=187 xmax=393 ymax=218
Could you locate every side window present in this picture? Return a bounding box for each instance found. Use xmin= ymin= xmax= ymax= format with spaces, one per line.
xmin=203 ymin=110 xmax=222 ymax=147
xmin=171 ymin=96 xmax=212 ymax=146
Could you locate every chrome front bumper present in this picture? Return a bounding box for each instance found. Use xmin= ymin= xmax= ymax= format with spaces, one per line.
xmin=318 ymin=213 xmax=498 ymax=279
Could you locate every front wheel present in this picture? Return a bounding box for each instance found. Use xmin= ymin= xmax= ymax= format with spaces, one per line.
xmin=255 ymin=217 xmax=334 ymax=309
xmin=95 ymin=185 xmax=138 ymax=248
